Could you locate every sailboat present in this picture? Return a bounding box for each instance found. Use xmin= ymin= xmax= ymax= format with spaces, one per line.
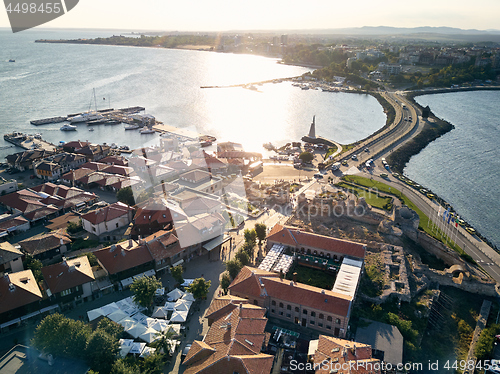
xmin=69 ymin=89 xmax=104 ymax=123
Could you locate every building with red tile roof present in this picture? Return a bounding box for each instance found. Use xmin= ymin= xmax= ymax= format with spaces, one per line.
xmin=81 ymin=202 xmax=134 ymax=236
xmin=229 ymin=266 xmax=353 ymax=338
xmin=93 ymin=241 xmax=154 ymax=282
xmin=266 ymin=224 xmax=366 ymax=261
xmin=309 ymin=335 xmax=381 ymax=374
xmin=0 ymin=240 xmax=24 ymax=275
xmin=0 ymin=269 xmax=43 ymax=323
xmin=183 ymin=297 xmax=273 ymax=374
xmin=19 ymin=231 xmax=71 ymax=261
xmin=100 ymin=155 xmax=129 ymax=166
xmin=143 ymin=230 xmax=184 ymax=273
xmin=130 ymin=198 xmax=185 ymax=238
xmin=42 ymin=256 xmax=95 ymax=305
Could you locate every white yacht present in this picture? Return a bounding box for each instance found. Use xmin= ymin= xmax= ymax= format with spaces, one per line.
xmin=69 ymin=112 xmax=104 ymax=123
xmin=60 ymin=124 xmax=77 ymax=131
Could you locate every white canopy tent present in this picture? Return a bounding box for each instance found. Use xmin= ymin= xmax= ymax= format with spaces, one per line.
xmin=174 ymin=299 xmax=193 ymax=312
xmin=166 ymin=288 xmax=184 ymax=301
xmin=139 ymin=346 xmax=157 ymax=358
xmin=164 ymin=302 xmax=176 ymax=311
xmin=181 ymin=292 xmax=196 ymax=302
xmin=147 ymin=318 xmax=169 ymax=332
xmin=139 ymin=327 xmax=160 ymax=343
xmin=152 ymin=307 xmax=170 ymax=319
xmin=119 ymin=339 xmax=134 ymax=358
xmin=126 ymin=323 xmax=148 ymax=339
xmin=170 ymin=310 xmax=188 ymax=323
xmin=129 ymin=342 xmax=147 ymax=355
xmin=119 ymin=317 xmax=137 ymax=331
xmin=101 ymin=302 xmax=120 ymax=316
xmin=131 ymin=312 xmax=149 ymax=324
xmin=87 ymin=308 xmax=105 ymax=322
xmin=108 ymin=309 xmax=129 ymax=323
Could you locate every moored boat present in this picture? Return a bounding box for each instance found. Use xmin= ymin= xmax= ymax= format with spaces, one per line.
xmin=124 ymin=124 xmax=140 ymax=130
xmin=60 ymin=124 xmax=77 ymax=131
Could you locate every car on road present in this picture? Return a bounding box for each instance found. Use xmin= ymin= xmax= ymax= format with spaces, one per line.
xmin=182 ymin=344 xmax=192 ymax=361
xmin=341 ymin=160 xmax=348 ymax=166
xmin=351 ymin=155 xmax=357 ymax=160
xmin=380 ymin=173 xmax=388 ymax=179
xmin=364 ymin=148 xmax=369 ymax=152
xmin=313 ymin=173 xmax=324 ymax=179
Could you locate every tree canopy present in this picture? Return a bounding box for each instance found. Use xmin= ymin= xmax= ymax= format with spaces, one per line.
xmin=130 ymin=275 xmax=162 ymax=309
xmin=254 ymin=223 xmax=267 ymax=244
xmin=187 ymin=277 xmax=211 ymax=300
xmin=220 ymin=271 xmax=231 ymax=293
xmin=299 ymin=152 xmax=314 ymax=163
xmin=116 ymin=187 xmax=135 ymax=206
xmin=225 ymin=259 xmax=243 ymax=279
xmin=171 ymin=265 xmax=184 ymax=285
xmin=86 ymin=329 xmax=120 ymax=374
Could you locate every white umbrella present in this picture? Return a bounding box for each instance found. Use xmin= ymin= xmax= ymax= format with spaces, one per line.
xmin=165 ymin=324 xmax=181 ymax=336
xmin=181 ymin=292 xmax=196 ymax=302
xmin=148 ymin=319 xmax=169 ymax=332
xmin=164 ymin=302 xmax=176 ymax=311
xmin=119 ymin=339 xmax=134 ymax=358
xmin=174 ymin=299 xmax=193 ymax=312
xmin=101 ymin=302 xmax=120 ymax=316
xmin=87 ymin=308 xmax=105 ymax=321
xmin=139 ymin=327 xmax=160 ymax=343
xmin=107 ymin=309 xmax=129 ymax=323
xmin=152 ymin=307 xmax=169 ymax=319
xmin=129 ymin=342 xmax=146 ymax=355
xmin=166 ymin=288 xmax=184 ymax=301
xmin=131 ymin=312 xmax=148 ymax=324
xmin=139 ymin=346 xmax=156 ymax=358
xmin=126 ymin=323 xmax=148 ymax=338
xmin=119 ymin=317 xmax=137 ymax=331
xmin=170 ymin=310 xmax=188 ymax=323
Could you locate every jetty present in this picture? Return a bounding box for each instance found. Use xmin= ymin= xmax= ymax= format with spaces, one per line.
xmin=29 ymin=106 xmax=146 ymax=126
xmin=3 ymin=132 xmax=56 ymax=152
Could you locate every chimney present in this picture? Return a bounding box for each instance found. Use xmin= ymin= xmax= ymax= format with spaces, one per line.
xmin=128 ymin=239 xmax=133 ymax=248
xmin=293 ymin=272 xmax=297 ymax=283
xmin=239 ymin=303 xmax=243 ymax=310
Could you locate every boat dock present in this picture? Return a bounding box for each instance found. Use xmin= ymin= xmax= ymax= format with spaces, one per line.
xmin=152 ymin=123 xmax=203 ymax=141
xmin=29 ymin=106 xmax=146 ymax=126
xmin=3 ymin=132 xmax=56 ymax=152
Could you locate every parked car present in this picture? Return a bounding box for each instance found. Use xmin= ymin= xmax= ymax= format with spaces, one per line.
xmin=313 ymin=173 xmax=324 ymax=179
xmin=182 ymin=344 xmax=192 ymax=361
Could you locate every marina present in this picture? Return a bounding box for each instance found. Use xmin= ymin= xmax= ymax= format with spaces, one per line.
xmin=3 ymin=132 xmax=56 ymax=152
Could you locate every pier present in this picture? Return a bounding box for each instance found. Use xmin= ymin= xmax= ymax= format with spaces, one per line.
xmin=3 ymin=132 xmax=56 ymax=152
xmin=29 ymin=106 xmax=146 ymax=126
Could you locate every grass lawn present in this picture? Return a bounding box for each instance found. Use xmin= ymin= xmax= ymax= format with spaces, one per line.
xmin=340 ymin=175 xmax=473 ymax=262
xmin=323 ymin=145 xmax=338 ymax=160
xmin=285 ymin=264 xmax=336 ymax=290
xmin=336 ymin=181 xmax=393 ymax=211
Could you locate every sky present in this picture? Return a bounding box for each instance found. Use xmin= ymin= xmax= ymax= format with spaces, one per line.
xmin=1 ymin=0 xmax=500 ymax=32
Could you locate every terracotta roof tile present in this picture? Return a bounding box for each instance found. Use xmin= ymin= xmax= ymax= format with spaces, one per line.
xmin=19 ymin=231 xmax=71 ymax=256
xmin=94 ymin=242 xmax=153 ymax=275
xmin=42 ymin=256 xmax=95 ymax=294
xmin=266 ymin=225 xmax=366 ymax=259
xmin=81 ymin=202 xmax=133 ymax=225
xmin=0 ymin=270 xmax=43 ymax=314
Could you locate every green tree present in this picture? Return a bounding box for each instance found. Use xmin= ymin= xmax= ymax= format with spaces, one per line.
xmin=111 ymin=359 xmax=141 ymax=374
xmin=67 ymin=219 xmax=83 ymax=234
xmin=254 ymin=223 xmax=267 ymax=244
xmin=32 ymin=313 xmax=91 ymax=359
xmin=152 ymin=328 xmax=176 ymax=356
xmin=130 ymin=275 xmax=162 ymax=310
xmin=171 ymin=265 xmax=184 ymax=285
xmin=187 ymin=277 xmax=211 ymax=300
xmin=220 ymin=271 xmax=231 ymax=294
xmin=475 ymin=324 xmax=500 ymax=359
xmin=225 ymin=259 xmax=243 ymax=279
xmin=24 ymin=254 xmax=43 ymax=283
xmin=97 ymin=318 xmax=125 ymax=340
xmin=299 ymin=151 xmax=314 ymax=163
xmin=86 ymin=329 xmax=120 ymax=374
xmin=243 ymin=228 xmax=257 ymax=247
xmin=140 ymin=353 xmax=164 ymax=374
xmin=116 ymin=187 xmax=135 ymax=206
xmin=234 ymin=249 xmax=250 ymax=266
